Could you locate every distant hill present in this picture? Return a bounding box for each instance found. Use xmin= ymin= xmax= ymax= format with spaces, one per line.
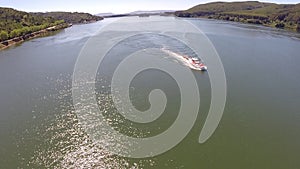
xmin=32 ymin=12 xmax=103 ymax=24
xmin=175 ymin=1 xmax=300 ymax=31
xmin=96 ymin=13 xmax=115 ymax=17
xmin=128 ymin=10 xmax=175 ymax=15
xmin=96 ymin=10 xmax=176 ymax=18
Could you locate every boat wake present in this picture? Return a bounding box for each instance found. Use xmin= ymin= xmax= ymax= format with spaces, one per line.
xmin=161 ymin=48 xmax=207 ymax=71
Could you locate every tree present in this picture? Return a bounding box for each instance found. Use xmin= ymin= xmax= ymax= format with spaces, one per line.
xmin=20 ymin=26 xmax=30 ymax=35
xmin=9 ymin=29 xmax=21 ymax=38
xmin=0 ymin=30 xmax=9 ymax=41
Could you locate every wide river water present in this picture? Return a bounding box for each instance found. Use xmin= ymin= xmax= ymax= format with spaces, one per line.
xmin=0 ymin=16 xmax=300 ymax=168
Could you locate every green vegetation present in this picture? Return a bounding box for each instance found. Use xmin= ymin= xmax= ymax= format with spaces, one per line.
xmin=0 ymin=7 xmax=103 ymax=41
xmin=0 ymin=7 xmax=66 ymax=41
xmin=32 ymin=12 xmax=103 ymax=24
xmin=175 ymin=1 xmax=300 ymax=32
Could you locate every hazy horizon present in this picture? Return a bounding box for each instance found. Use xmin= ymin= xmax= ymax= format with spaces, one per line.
xmin=0 ymin=0 xmax=299 ymax=14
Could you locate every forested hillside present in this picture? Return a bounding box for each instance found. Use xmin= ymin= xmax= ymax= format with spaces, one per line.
xmin=175 ymin=1 xmax=300 ymax=31
xmin=0 ymin=7 xmax=66 ymax=41
xmin=0 ymin=7 xmax=103 ymax=41
xmin=32 ymin=12 xmax=103 ymax=24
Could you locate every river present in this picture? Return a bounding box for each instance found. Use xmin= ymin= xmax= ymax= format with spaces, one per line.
xmin=0 ymin=16 xmax=299 ymax=168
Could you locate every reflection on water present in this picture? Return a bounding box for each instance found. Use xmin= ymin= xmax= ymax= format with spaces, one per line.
xmin=17 ymin=74 xmax=155 ymax=168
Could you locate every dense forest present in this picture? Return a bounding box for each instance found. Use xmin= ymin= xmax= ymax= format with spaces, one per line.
xmin=32 ymin=12 xmax=103 ymax=24
xmin=0 ymin=7 xmax=103 ymax=41
xmin=175 ymin=1 xmax=300 ymax=31
xmin=0 ymin=7 xmax=64 ymax=41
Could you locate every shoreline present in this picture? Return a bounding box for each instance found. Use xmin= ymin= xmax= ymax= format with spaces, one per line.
xmin=0 ymin=23 xmax=72 ymax=51
xmin=175 ymin=16 xmax=300 ymax=33
xmin=1 ymin=15 xmax=298 ymax=52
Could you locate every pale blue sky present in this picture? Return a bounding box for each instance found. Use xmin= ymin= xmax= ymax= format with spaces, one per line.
xmin=0 ymin=0 xmax=299 ymax=14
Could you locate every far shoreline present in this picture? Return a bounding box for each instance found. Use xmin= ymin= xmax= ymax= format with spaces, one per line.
xmin=175 ymin=15 xmax=300 ymax=34
xmin=178 ymin=16 xmax=300 ymax=34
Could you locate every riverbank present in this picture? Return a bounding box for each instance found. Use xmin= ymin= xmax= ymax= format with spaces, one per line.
xmin=0 ymin=23 xmax=71 ymax=50
xmin=177 ymin=15 xmax=300 ymax=33
xmin=175 ymin=1 xmax=300 ymax=33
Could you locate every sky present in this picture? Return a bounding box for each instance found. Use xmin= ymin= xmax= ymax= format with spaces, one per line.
xmin=0 ymin=0 xmax=299 ymax=14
